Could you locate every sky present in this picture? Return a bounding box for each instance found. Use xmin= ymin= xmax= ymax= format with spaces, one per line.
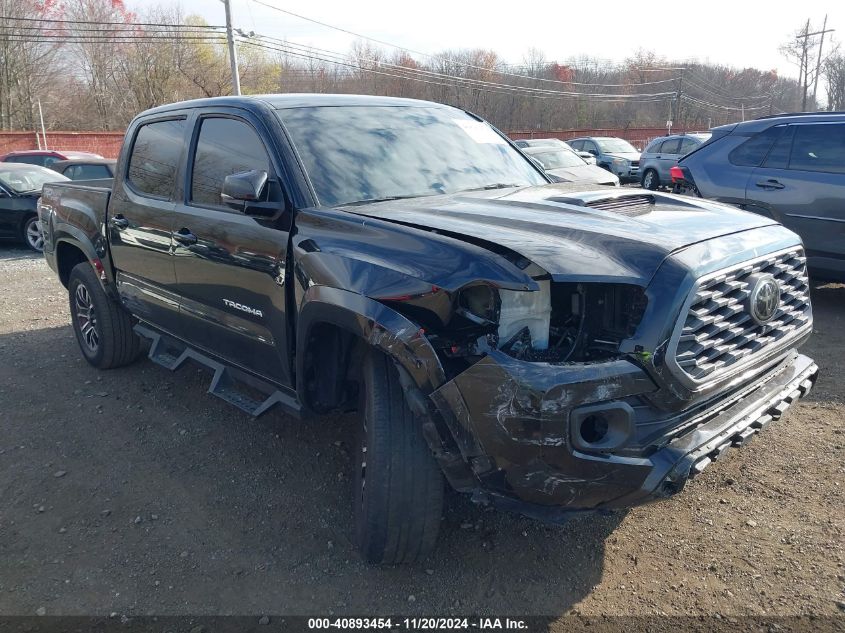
xmin=173 ymin=0 xmax=842 ymax=81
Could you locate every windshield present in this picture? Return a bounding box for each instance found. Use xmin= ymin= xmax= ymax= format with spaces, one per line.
xmin=0 ymin=165 xmax=68 ymax=193
xmin=596 ymin=138 xmax=638 ymax=154
xmin=530 ymin=149 xmax=586 ymax=169
xmin=277 ymin=105 xmax=547 ymax=206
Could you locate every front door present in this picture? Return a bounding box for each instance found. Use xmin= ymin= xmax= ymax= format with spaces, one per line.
xmin=108 ymin=117 xmax=187 ymax=336
xmin=171 ymin=112 xmax=293 ymax=387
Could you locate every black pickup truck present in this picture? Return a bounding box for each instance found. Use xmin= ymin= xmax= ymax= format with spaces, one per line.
xmin=39 ymin=94 xmax=818 ymax=564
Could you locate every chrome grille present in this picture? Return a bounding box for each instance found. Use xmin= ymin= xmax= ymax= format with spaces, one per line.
xmin=673 ymin=249 xmax=811 ymax=382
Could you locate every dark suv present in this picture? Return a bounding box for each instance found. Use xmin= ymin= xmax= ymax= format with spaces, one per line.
xmin=674 ymin=112 xmax=845 ymax=281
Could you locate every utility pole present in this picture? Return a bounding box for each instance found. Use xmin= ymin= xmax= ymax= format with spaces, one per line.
xmin=812 ymin=15 xmax=834 ymax=109
xmin=674 ymin=68 xmax=684 ymax=128
xmin=222 ymin=0 xmax=241 ymax=96
xmin=37 ymin=99 xmax=47 ymax=150
xmin=795 ymin=18 xmax=835 ymax=110
xmin=797 ymin=19 xmax=808 ymax=110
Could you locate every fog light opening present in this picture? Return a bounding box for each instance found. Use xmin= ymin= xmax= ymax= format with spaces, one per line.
xmin=580 ymin=414 xmax=609 ymax=444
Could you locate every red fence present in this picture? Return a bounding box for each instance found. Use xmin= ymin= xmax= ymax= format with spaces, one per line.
xmin=0 ymin=126 xmax=698 ymax=161
xmin=0 ymin=131 xmax=124 ymax=159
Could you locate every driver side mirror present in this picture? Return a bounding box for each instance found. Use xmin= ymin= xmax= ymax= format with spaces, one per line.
xmin=221 ymin=169 xmax=268 ymax=205
xmin=588 ymin=149 xmax=598 ymax=156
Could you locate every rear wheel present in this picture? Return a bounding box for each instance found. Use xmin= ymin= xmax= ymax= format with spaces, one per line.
xmin=354 ymin=351 xmax=444 ymax=564
xmin=68 ymin=262 xmax=141 ymax=369
xmin=641 ymin=169 xmax=659 ymax=191
xmin=22 ymin=216 xmax=44 ymax=252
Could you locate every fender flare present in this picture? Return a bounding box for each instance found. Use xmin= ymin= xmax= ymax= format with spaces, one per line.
xmin=53 ymin=232 xmax=114 ymax=297
xmin=296 ymin=285 xmax=447 ymax=398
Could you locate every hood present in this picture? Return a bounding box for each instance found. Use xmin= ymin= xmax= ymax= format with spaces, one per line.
xmin=342 ymin=184 xmax=778 ymax=286
xmin=605 ymin=152 xmax=641 ymax=161
xmin=547 ymin=164 xmax=618 ymax=185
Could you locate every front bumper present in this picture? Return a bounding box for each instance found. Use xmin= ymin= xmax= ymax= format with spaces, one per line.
xmin=430 ymin=350 xmax=817 ymax=520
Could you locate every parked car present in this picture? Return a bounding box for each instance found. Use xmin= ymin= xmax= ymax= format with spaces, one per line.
xmin=0 ymin=163 xmax=69 ymax=251
xmin=639 ymin=133 xmax=711 ymax=190
xmin=567 ymin=137 xmax=641 ymax=183
xmin=49 ymin=158 xmax=116 ymax=180
xmin=513 ymin=138 xmax=596 ymax=164
xmin=522 ymin=145 xmax=619 ymax=186
xmin=40 ymin=94 xmax=816 ymax=564
xmin=0 ymin=149 xmax=104 ymax=168
xmin=672 ymin=111 xmax=845 ymax=281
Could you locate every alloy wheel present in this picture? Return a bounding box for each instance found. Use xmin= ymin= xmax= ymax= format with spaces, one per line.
xmin=26 ymin=219 xmax=44 ymax=252
xmin=74 ymin=283 xmax=99 ymax=353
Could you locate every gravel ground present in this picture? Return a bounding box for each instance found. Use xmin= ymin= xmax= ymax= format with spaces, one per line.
xmin=0 ymin=244 xmax=843 ymax=623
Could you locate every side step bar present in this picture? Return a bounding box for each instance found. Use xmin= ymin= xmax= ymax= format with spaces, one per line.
xmin=134 ymin=324 xmax=302 ymax=419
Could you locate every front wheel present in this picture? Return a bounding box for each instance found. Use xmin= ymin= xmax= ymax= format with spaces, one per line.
xmin=68 ymin=262 xmax=142 ymax=369
xmin=354 ymin=351 xmax=444 ymax=564
xmin=22 ymin=216 xmax=44 ymax=252
xmin=641 ymin=169 xmax=659 ymax=191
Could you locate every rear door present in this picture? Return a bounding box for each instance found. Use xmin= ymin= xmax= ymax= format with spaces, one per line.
xmin=171 ymin=109 xmax=294 ymax=386
xmin=655 ymin=138 xmax=682 ymax=182
xmin=746 ymin=121 xmax=845 ymax=270
xmin=108 ymin=116 xmax=187 ymax=335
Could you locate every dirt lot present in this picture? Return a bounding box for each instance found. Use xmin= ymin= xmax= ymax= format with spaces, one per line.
xmin=0 ymin=245 xmax=843 ymax=624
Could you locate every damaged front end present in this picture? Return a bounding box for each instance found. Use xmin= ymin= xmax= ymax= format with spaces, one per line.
xmin=380 ymin=237 xmax=818 ymax=522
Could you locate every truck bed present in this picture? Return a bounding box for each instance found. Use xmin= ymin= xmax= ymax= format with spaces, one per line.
xmin=39 ymin=179 xmax=114 ymax=269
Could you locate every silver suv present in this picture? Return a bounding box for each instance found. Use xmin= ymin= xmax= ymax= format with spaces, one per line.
xmin=567 ymin=137 xmax=641 ymax=183
xmin=639 ymin=133 xmax=710 ymax=190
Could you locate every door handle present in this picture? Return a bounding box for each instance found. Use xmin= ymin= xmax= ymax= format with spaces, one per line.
xmin=110 ymin=215 xmax=129 ymax=229
xmin=755 ymin=179 xmax=785 ymax=190
xmin=173 ymin=228 xmax=198 ymax=245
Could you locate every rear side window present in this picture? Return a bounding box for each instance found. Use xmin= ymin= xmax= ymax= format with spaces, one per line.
xmin=127 ymin=119 xmax=185 ymax=198
xmin=568 ymin=140 xmax=583 ymax=150
xmin=74 ymin=164 xmax=112 ymax=180
xmin=660 ymin=139 xmax=681 ymax=154
xmin=729 ymin=126 xmax=783 ymax=167
xmin=190 ymin=117 xmax=273 ymax=207
xmin=789 ymin=123 xmax=845 ymax=174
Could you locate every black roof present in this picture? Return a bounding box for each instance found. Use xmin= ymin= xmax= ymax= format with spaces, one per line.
xmin=755 ymin=110 xmax=845 ymax=120
xmin=140 ymin=94 xmax=451 ymax=118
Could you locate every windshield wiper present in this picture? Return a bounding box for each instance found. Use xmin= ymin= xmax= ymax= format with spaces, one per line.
xmin=343 ymin=193 xmax=435 ymax=206
xmin=460 ymin=183 xmax=522 ymax=192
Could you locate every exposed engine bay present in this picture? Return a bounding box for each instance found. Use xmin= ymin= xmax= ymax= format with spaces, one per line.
xmin=389 ymin=266 xmax=649 ymax=377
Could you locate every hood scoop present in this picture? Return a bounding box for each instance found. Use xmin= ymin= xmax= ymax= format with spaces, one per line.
xmin=551 ymin=193 xmax=656 ymax=216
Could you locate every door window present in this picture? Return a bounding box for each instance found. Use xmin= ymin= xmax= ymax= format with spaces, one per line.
xmin=789 ymin=123 xmax=845 ymax=174
xmin=190 ymin=117 xmax=275 ymax=208
xmin=762 ymin=126 xmax=795 ymax=170
xmin=659 ymin=139 xmax=681 ymax=154
xmin=127 ymin=119 xmax=185 ymax=198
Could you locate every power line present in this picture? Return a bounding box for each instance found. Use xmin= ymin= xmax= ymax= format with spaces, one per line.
xmin=240 ymin=38 xmax=672 ymax=104
xmin=247 ymin=0 xmax=682 ymax=89
xmin=247 ymin=33 xmax=677 ymax=100
xmin=0 ymin=15 xmax=225 ymax=28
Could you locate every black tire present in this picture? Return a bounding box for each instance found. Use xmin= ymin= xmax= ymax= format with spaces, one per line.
xmin=22 ymin=215 xmax=44 ymax=252
xmin=68 ymin=262 xmax=141 ymax=369
xmin=641 ymin=169 xmax=659 ymax=191
xmin=354 ymin=351 xmax=444 ymax=564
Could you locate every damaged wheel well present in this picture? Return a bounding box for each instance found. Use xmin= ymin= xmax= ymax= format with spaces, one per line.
xmin=300 ymin=322 xmax=363 ymax=414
